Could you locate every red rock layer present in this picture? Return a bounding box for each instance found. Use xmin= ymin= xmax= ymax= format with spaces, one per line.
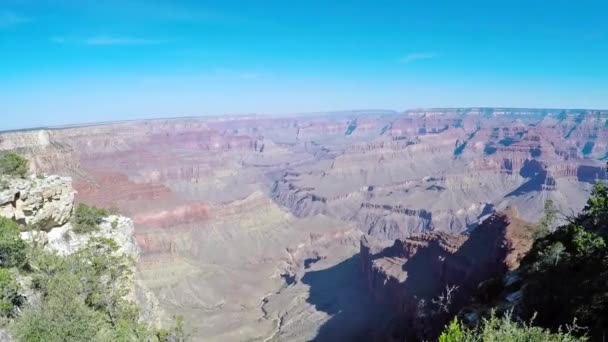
xmin=132 ymin=203 xmax=211 ymax=228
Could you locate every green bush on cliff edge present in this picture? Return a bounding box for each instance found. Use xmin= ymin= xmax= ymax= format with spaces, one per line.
xmin=1 ymin=226 xmax=189 ymax=341
xmin=440 ymin=165 xmax=608 ymax=341
xmin=72 ymin=203 xmax=110 ymax=233
xmin=0 ymin=152 xmax=29 ymax=178
xmin=0 ymin=167 xmax=189 ymax=341
xmin=0 ymin=217 xmax=27 ymax=269
xmin=439 ymin=313 xmax=585 ymax=342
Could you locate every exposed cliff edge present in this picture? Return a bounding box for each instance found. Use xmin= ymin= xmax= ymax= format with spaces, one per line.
xmin=0 ymin=174 xmax=139 ymax=261
xmin=360 ymin=208 xmax=534 ymax=340
xmin=0 ymin=174 xmax=163 ymax=340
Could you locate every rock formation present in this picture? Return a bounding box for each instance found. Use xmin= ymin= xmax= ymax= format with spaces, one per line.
xmin=0 ymin=174 xmax=162 ymax=331
xmin=360 ymin=208 xmax=534 ymax=340
xmin=0 ymin=108 xmax=605 ymax=341
xmin=0 ymin=175 xmax=74 ymax=230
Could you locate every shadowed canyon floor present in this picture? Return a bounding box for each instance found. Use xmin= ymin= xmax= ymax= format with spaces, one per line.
xmin=1 ymin=108 xmax=607 ymax=340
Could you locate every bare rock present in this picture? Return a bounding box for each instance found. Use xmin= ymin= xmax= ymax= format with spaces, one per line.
xmin=0 ymin=330 xmax=12 ymax=342
xmin=0 ymin=175 xmax=74 ymax=230
xmin=45 ymin=215 xmax=139 ymax=258
xmin=360 ymin=208 xmax=534 ymax=339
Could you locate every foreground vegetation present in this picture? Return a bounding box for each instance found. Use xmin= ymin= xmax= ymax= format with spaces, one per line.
xmin=518 ymin=180 xmax=608 ymax=339
xmin=72 ymin=203 xmax=112 ymax=233
xmin=439 ymin=312 xmax=585 ymax=342
xmin=0 ymin=152 xmax=28 ymax=178
xmin=0 ymin=207 xmax=187 ymax=341
xmin=440 ymin=164 xmax=608 ymax=341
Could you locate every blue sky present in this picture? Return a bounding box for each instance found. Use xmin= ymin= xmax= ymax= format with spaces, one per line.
xmin=1 ymin=0 xmax=607 ymax=130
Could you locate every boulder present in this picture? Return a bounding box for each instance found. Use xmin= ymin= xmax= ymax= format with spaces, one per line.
xmin=0 ymin=175 xmax=74 ymax=230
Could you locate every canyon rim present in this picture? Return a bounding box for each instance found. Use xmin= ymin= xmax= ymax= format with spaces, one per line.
xmin=1 ymin=108 xmax=606 ymax=340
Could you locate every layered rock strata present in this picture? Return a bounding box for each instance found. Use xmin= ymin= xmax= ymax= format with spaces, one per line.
xmin=360 ymin=208 xmax=533 ymax=339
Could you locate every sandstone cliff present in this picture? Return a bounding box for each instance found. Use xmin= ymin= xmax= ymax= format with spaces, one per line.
xmin=360 ymin=208 xmax=533 ymax=340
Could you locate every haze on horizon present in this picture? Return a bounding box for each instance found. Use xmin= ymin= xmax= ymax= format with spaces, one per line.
xmin=1 ymin=0 xmax=608 ymax=130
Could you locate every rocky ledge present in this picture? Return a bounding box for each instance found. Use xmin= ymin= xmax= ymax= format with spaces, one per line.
xmin=360 ymin=208 xmax=534 ymax=340
xmin=0 ymin=175 xmax=74 ymax=230
xmin=0 ymin=174 xmax=161 ymax=333
xmin=0 ymin=174 xmax=139 ymax=258
xmin=20 ymin=215 xmax=139 ymax=258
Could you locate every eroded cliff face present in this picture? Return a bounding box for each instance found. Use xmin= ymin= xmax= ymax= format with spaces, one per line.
xmin=360 ymin=208 xmax=534 ymax=340
xmin=0 ymin=108 xmax=606 ymax=341
xmin=269 ymin=109 xmax=607 ymax=241
xmin=3 ymin=110 xmax=606 ymax=241
xmin=0 ymin=174 xmax=162 ymax=329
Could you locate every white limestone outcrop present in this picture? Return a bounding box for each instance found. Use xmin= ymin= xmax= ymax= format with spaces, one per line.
xmin=0 ymin=175 xmax=74 ymax=231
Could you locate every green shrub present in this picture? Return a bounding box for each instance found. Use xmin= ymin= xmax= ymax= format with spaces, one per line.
xmin=439 ymin=318 xmax=466 ymax=342
xmin=581 ymin=181 xmax=608 ymax=233
xmin=439 ymin=313 xmax=585 ymax=342
xmin=516 ymin=176 xmax=608 ymax=338
xmin=0 ymin=152 xmax=28 ymax=178
xmin=157 ymin=315 xmax=189 ymax=342
xmin=520 ymin=223 xmax=608 ymax=336
xmin=13 ymin=272 xmax=107 ymax=342
xmin=0 ymin=179 xmax=9 ymax=191
xmin=1 ymin=209 xmax=188 ymax=340
xmin=72 ymin=203 xmax=110 ymax=234
xmin=16 ymin=238 xmax=159 ymax=341
xmin=531 ymin=200 xmax=558 ymax=239
xmin=0 ymin=217 xmax=27 ymax=268
xmin=0 ymin=269 xmax=22 ymax=317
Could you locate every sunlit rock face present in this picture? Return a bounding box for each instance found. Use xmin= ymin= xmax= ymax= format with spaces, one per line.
xmin=43 ymin=216 xmax=138 ymax=257
xmin=0 ymin=108 xmax=606 ymax=341
xmin=0 ymin=175 xmax=74 ymax=230
xmin=0 ymin=175 xmax=135 ymax=257
xmin=360 ymin=208 xmax=532 ymax=307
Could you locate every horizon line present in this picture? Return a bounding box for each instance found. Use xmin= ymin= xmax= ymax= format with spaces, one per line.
xmin=1 ymin=106 xmax=607 ymax=133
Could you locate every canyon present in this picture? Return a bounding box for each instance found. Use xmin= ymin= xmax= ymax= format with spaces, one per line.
xmin=1 ymin=108 xmax=607 ymax=341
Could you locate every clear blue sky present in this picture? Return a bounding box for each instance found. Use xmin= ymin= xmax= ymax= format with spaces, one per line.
xmin=1 ymin=0 xmax=607 ymax=130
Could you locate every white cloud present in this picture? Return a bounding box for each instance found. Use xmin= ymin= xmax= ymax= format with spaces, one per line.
xmin=399 ymin=52 xmax=438 ymax=63
xmin=0 ymin=10 xmax=30 ymax=28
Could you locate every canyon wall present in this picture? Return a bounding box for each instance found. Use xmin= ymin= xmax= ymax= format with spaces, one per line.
xmin=0 ymin=108 xmax=606 ymax=341
xmin=360 ymin=208 xmax=534 ymax=340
